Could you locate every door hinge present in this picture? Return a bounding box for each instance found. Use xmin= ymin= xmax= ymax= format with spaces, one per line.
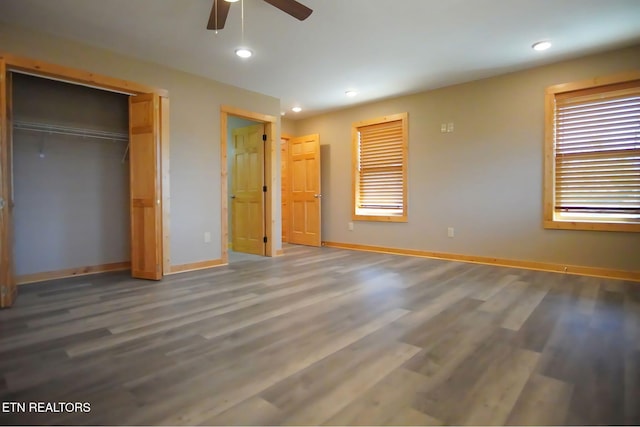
xmin=262 ymin=134 xmax=267 ymax=142
xmin=263 ymin=185 xmax=267 ymax=192
xmin=263 ymin=236 xmax=268 ymax=243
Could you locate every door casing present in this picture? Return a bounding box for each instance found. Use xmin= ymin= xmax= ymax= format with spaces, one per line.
xmin=220 ymin=106 xmax=277 ymax=263
xmin=0 ymin=52 xmax=170 ymax=307
xmin=280 ymin=136 xmax=291 ymax=243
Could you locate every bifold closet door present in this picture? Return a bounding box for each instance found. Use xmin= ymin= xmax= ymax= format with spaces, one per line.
xmin=0 ymin=61 xmax=16 ymax=307
xmin=129 ymin=93 xmax=162 ymax=280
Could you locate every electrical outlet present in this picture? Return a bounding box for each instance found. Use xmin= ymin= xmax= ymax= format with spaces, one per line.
xmin=440 ymin=123 xmax=447 ymax=133
xmin=348 ymin=222 xmax=354 ymax=231
xmin=447 ymin=227 xmax=455 ymax=238
xmin=447 ymin=122 xmax=454 ymax=132
xmin=204 ymin=231 xmax=211 ymax=243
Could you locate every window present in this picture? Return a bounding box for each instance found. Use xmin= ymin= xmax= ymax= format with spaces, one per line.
xmin=352 ymin=113 xmax=408 ymax=222
xmin=544 ymin=72 xmax=640 ymax=232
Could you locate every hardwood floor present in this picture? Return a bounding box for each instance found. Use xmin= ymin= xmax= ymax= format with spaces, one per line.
xmin=0 ymin=244 xmax=638 ymax=425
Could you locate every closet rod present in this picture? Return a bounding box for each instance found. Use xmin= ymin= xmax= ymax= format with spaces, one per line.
xmin=13 ymin=120 xmax=128 ymax=142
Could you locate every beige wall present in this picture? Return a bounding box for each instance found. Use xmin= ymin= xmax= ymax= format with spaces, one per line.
xmin=0 ymin=23 xmax=281 ymax=267
xmin=2 ymin=22 xmax=638 ymax=274
xmin=281 ymin=118 xmax=297 ymax=137
xmin=294 ymin=44 xmax=640 ymax=272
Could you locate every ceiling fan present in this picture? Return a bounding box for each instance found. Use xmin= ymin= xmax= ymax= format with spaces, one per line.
xmin=207 ymin=0 xmax=313 ymax=30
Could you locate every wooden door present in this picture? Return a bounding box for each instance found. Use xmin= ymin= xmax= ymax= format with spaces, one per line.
xmin=129 ymin=93 xmax=162 ymax=280
xmin=0 ymin=64 xmax=16 ymax=307
xmin=289 ymin=134 xmax=321 ymax=247
xmin=281 ymin=138 xmax=289 ymax=243
xmin=231 ymin=124 xmax=265 ymax=255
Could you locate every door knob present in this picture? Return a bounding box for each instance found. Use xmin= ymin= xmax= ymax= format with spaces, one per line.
xmin=231 ymin=195 xmax=236 ymax=199
xmin=314 ymin=194 xmax=322 ymax=199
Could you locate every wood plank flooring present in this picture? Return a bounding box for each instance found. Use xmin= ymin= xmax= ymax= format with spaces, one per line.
xmin=0 ymin=244 xmax=638 ymax=425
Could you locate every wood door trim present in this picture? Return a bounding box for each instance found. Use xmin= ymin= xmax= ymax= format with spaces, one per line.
xmin=220 ymin=106 xmax=277 ymax=263
xmin=0 ymin=52 xmax=168 ymax=96
xmin=0 ymin=61 xmax=16 ymax=306
xmin=220 ymin=112 xmax=229 ymax=263
xmin=221 ymin=105 xmax=276 ymax=123
xmin=323 ymin=241 xmax=640 ymax=282
xmin=160 ymin=97 xmax=171 ymax=274
xmin=0 ymin=52 xmax=170 ymax=290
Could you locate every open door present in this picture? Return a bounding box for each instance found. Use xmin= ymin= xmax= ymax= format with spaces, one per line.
xmin=281 ymin=138 xmax=289 ymax=243
xmin=129 ymin=93 xmax=162 ymax=280
xmin=231 ymin=123 xmax=265 ymax=255
xmin=0 ymin=63 xmax=16 ymax=307
xmin=289 ymin=134 xmax=321 ymax=247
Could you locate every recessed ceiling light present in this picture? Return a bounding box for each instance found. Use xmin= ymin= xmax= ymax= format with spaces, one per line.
xmin=281 ymin=112 xmax=286 ymax=116
xmin=345 ymin=90 xmax=358 ymax=97
xmin=292 ymin=107 xmax=302 ymax=113
xmin=235 ymin=48 xmax=253 ymax=58
xmin=532 ymin=41 xmax=552 ymax=51
xmin=225 ymin=0 xmax=239 ymax=2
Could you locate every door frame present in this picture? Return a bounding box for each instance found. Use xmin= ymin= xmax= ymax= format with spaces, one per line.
xmin=280 ymin=134 xmax=292 ymax=244
xmin=220 ymin=105 xmax=277 ymax=263
xmin=0 ymin=52 xmax=171 ymax=285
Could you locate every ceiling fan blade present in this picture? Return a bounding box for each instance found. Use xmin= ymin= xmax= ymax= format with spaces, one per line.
xmin=263 ymin=0 xmax=313 ymax=21
xmin=207 ymin=0 xmax=231 ymax=30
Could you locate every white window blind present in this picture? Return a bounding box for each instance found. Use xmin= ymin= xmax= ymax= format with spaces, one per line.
xmin=554 ymin=83 xmax=640 ymax=220
xmin=357 ymin=119 xmax=405 ymax=214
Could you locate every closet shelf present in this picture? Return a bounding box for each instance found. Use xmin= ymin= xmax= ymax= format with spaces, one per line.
xmin=13 ymin=120 xmax=128 ymax=142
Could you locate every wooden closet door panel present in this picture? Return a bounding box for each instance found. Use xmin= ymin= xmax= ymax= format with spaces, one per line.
xmin=129 ymin=93 xmax=162 ymax=280
xmin=0 ymin=63 xmax=16 ymax=307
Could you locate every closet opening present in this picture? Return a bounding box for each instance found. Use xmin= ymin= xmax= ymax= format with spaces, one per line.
xmin=11 ymin=73 xmax=130 ymax=284
xmin=0 ymin=52 xmax=169 ymax=308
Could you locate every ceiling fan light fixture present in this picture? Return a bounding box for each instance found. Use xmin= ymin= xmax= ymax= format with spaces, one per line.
xmin=292 ymin=107 xmax=302 ymax=113
xmin=208 ymin=0 xmax=312 ymax=32
xmin=235 ymin=48 xmax=253 ymax=58
xmin=532 ymin=41 xmax=552 ymax=51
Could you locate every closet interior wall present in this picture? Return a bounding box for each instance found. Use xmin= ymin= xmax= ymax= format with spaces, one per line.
xmin=12 ymin=73 xmax=130 ymax=280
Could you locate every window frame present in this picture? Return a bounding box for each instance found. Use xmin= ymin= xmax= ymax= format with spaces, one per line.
xmin=543 ymin=71 xmax=640 ymax=233
xmin=352 ymin=112 xmax=408 ymax=222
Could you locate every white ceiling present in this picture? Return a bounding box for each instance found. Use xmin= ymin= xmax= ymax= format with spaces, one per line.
xmin=1 ymin=0 xmax=640 ymax=119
